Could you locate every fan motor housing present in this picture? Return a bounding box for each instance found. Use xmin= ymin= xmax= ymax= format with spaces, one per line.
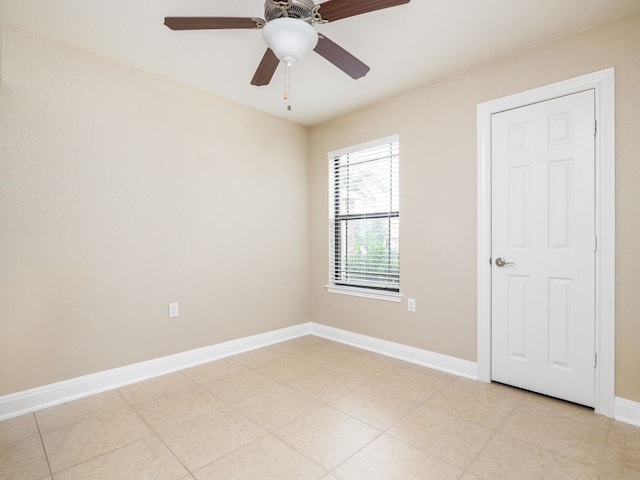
xmin=264 ymin=0 xmax=321 ymax=24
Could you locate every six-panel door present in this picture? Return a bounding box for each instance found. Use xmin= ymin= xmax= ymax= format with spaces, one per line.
xmin=491 ymin=90 xmax=596 ymax=407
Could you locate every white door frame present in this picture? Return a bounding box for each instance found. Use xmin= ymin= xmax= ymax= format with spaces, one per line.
xmin=477 ymin=68 xmax=615 ymax=417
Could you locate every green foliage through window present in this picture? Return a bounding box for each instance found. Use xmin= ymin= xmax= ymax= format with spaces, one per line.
xmin=329 ymin=137 xmax=399 ymax=292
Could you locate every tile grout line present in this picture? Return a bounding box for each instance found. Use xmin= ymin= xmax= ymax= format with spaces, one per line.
xmin=598 ymin=426 xmax=612 ymax=480
xmin=495 ymin=399 xmax=610 ymax=476
xmin=136 ymin=360 xmax=326 ymax=478
xmin=235 ymin=356 xmax=336 ymax=477
xmin=93 ymin=345 xmax=442 ymax=478
xmin=236 ymin=345 xmax=383 ymax=477
xmin=33 ymin=412 xmax=54 ymax=480
xmin=380 ymin=378 xmax=492 ymax=477
xmin=293 ymin=360 xmax=463 ymax=477
xmin=380 ymin=380 xmax=527 ymax=478
xmin=19 ymin=337 xmax=631 ymax=479
xmin=40 ymin=392 xmax=162 ymax=477
xmin=458 ymin=391 xmax=525 ymax=479
xmin=32 ymin=391 xmax=159 ymax=478
xmin=47 ymin=435 xmax=157 ymax=478
xmin=324 ymin=428 xmax=385 ymax=477
xmin=258 ymin=430 xmax=333 ymax=478
xmin=115 ymin=388 xmax=196 ymax=479
xmin=495 ymin=429 xmax=607 ymax=478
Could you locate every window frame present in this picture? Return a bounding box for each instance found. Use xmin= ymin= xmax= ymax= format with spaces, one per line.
xmin=325 ymin=135 xmax=402 ymax=302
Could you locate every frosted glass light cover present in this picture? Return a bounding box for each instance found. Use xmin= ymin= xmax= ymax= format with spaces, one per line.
xmin=262 ymin=18 xmax=318 ymax=65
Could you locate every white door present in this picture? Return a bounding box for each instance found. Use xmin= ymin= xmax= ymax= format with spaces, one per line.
xmin=491 ymin=90 xmax=596 ymax=407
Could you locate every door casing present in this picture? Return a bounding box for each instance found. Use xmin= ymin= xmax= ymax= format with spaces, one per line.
xmin=476 ymin=68 xmax=615 ymax=417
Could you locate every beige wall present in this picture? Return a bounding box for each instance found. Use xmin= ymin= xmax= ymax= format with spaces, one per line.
xmin=309 ymin=13 xmax=640 ymax=402
xmin=0 ymin=27 xmax=310 ymax=394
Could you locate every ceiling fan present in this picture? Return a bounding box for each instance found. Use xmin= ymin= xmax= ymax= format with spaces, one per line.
xmin=164 ymin=0 xmax=411 ymax=87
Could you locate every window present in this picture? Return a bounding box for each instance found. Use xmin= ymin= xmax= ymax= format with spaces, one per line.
xmin=327 ymin=135 xmax=400 ymax=299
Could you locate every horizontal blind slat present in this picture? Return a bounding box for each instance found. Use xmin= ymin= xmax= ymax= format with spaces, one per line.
xmin=329 ymin=137 xmax=399 ymax=292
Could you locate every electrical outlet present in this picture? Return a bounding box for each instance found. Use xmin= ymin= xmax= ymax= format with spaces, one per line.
xmin=408 ymin=298 xmax=416 ymax=312
xmin=168 ymin=302 xmax=179 ymax=318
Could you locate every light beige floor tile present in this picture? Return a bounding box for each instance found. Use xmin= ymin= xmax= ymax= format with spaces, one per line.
xmin=132 ymin=385 xmax=226 ymax=432
xmin=231 ymin=345 xmax=287 ymax=368
xmin=387 ymin=403 xmax=493 ymax=469
xmin=294 ymin=343 xmax=361 ymax=369
xmin=522 ymin=391 xmax=611 ymax=429
xmin=425 ymin=378 xmax=523 ymax=430
xmin=8 ymin=341 xmax=631 ymax=480
xmin=256 ymin=355 xmax=321 ymax=384
xmin=35 ymin=390 xmax=127 ymax=432
xmin=320 ymin=340 xmax=363 ymax=354
xmin=193 ymin=434 xmax=327 ymax=480
xmin=53 ymin=436 xmax=188 ymax=480
xmin=361 ymin=354 xmax=458 ymax=379
xmin=290 ymin=350 xmax=354 ymax=373
xmin=500 ymin=403 xmax=608 ymax=469
xmin=333 ymin=434 xmax=462 ymax=480
xmin=119 ymin=372 xmax=202 ymax=406
xmin=200 ymin=369 xmax=279 ymax=402
xmin=468 ymin=432 xmax=600 ymax=480
xmin=330 ymin=384 xmax=419 ymax=430
xmin=275 ymin=405 xmax=380 ymax=470
xmin=330 ymin=353 xmax=396 ymax=380
xmin=182 ymin=359 xmax=250 ymax=388
xmin=273 ymin=335 xmax=327 ymax=355
xmin=157 ymin=407 xmax=267 ymax=471
xmin=370 ymin=367 xmax=454 ymax=403
xmin=601 ymin=431 xmax=640 ymax=479
xmin=234 ymin=384 xmax=323 ymax=431
xmin=609 ymin=419 xmax=640 ymax=441
xmin=286 ymin=335 xmax=328 ymax=346
xmin=484 ymin=380 xmax=530 ymax=400
xmin=396 ymin=361 xmax=463 ymax=378
xmin=0 ymin=413 xmax=40 ymax=447
xmin=354 ymin=349 xmax=422 ymax=369
xmin=39 ymin=405 xmax=151 ymax=473
xmin=285 ymin=367 xmax=366 ymax=403
xmin=0 ymin=434 xmax=51 ymax=480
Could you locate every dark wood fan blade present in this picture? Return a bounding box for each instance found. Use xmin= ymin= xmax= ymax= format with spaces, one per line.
xmin=318 ymin=0 xmax=410 ymax=22
xmin=251 ymin=49 xmax=280 ymax=86
xmin=314 ymin=34 xmax=370 ymax=79
xmin=164 ymin=17 xmax=263 ymax=30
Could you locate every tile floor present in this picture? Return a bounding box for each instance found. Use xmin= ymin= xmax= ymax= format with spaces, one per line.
xmin=1 ymin=335 xmax=639 ymax=479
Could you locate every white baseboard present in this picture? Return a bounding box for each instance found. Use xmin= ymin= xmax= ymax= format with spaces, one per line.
xmin=615 ymin=396 xmax=640 ymax=427
xmin=0 ymin=322 xmax=478 ymax=421
xmin=13 ymin=322 xmax=636 ymax=426
xmin=310 ymin=322 xmax=478 ymax=380
xmin=0 ymin=323 xmax=311 ymax=421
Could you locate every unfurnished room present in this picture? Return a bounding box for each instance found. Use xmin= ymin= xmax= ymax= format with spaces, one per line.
xmin=1 ymin=0 xmax=640 ymax=479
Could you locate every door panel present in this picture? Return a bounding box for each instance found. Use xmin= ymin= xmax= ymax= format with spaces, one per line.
xmin=547 ymin=276 xmax=571 ymax=368
xmin=506 ymin=275 xmax=529 ymax=360
xmin=491 ymin=90 xmax=596 ymax=407
xmin=507 ymin=166 xmax=530 ymax=248
xmin=548 ymin=159 xmax=572 ymax=248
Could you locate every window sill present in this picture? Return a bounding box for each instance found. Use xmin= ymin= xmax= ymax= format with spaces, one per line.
xmin=325 ymin=285 xmax=403 ymax=302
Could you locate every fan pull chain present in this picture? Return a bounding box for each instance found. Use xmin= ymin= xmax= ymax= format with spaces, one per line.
xmin=284 ymin=61 xmax=292 ymax=111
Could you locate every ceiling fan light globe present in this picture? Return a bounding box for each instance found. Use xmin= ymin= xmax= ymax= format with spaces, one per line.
xmin=262 ymin=18 xmax=318 ymax=64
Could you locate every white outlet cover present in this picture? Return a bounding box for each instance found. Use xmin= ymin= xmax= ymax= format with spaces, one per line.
xmin=408 ymin=298 xmax=416 ymax=312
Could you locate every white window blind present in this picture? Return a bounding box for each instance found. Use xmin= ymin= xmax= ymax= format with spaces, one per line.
xmin=328 ymin=136 xmax=400 ymax=293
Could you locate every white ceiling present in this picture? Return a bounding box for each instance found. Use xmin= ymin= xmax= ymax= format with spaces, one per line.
xmin=4 ymin=0 xmax=640 ymax=126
